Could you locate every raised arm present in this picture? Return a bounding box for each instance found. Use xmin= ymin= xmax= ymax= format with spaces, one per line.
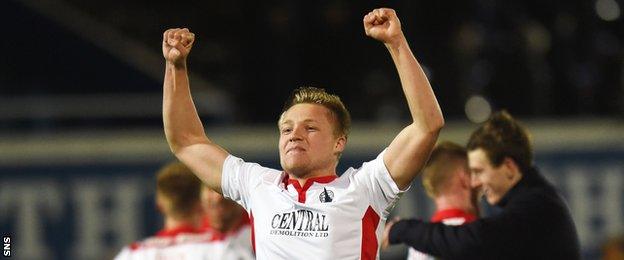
xmin=162 ymin=28 xmax=229 ymax=193
xmin=364 ymin=8 xmax=444 ymax=189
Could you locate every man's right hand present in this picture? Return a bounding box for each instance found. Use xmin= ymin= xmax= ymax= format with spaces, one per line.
xmin=382 ymin=217 xmax=401 ymax=250
xmin=162 ymin=28 xmax=195 ymax=66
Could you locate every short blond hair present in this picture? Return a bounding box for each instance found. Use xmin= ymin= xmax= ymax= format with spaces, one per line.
xmin=156 ymin=161 xmax=202 ymax=217
xmin=422 ymin=141 xmax=468 ymax=198
xmin=281 ymin=86 xmax=351 ymax=137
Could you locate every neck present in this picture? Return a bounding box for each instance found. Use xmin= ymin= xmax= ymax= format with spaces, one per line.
xmin=164 ymin=213 xmax=201 ymax=230
xmin=212 ymin=208 xmax=244 ymax=233
xmin=288 ymin=164 xmax=338 ymax=186
xmin=289 ymin=174 xmax=337 ymax=187
xmin=434 ymin=189 xmax=476 ymax=215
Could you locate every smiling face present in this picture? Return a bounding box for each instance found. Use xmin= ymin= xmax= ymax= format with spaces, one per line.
xmin=468 ymin=148 xmax=518 ymax=205
xmin=278 ymin=103 xmax=346 ymax=179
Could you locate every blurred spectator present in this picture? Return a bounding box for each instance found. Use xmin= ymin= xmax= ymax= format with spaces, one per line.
xmin=200 ymin=185 xmax=254 ymax=260
xmin=405 ymin=141 xmax=479 ymax=260
xmin=115 ymin=162 xmax=209 ymax=259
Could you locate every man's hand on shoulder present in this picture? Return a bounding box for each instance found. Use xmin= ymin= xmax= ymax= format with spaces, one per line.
xmin=382 ymin=217 xmax=401 ymax=250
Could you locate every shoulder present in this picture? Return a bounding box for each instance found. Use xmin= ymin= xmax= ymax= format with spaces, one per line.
xmin=133 ymin=235 xmax=171 ymax=250
xmin=261 ymin=170 xmax=286 ymax=184
xmin=501 ymin=184 xmax=572 ymax=228
xmin=345 ymin=149 xmax=389 ymax=176
xmin=132 ymin=233 xmax=214 ymax=250
xmin=512 ymin=182 xmax=564 ymax=209
xmin=224 ymin=155 xmax=283 ymax=179
xmin=225 ymin=155 xmax=275 ymax=172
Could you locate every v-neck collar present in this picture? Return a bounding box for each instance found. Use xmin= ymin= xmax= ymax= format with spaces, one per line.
xmin=282 ymin=174 xmax=337 ymax=203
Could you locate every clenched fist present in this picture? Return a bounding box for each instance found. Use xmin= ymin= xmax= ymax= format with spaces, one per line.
xmin=363 ymin=8 xmax=403 ymax=46
xmin=162 ymin=28 xmax=195 ymax=66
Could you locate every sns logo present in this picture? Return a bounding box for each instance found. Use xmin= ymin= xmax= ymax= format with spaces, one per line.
xmin=2 ymin=235 xmax=10 ymax=257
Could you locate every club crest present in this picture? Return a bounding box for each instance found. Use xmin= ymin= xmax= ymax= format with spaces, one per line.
xmin=319 ymin=188 xmax=334 ymax=203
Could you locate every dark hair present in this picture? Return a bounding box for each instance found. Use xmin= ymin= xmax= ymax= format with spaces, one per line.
xmin=466 ymin=110 xmax=533 ymax=172
xmin=281 ymin=86 xmax=351 ymax=137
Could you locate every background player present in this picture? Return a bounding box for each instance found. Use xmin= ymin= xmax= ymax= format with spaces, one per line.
xmin=199 ymin=185 xmax=254 ymax=259
xmin=384 ymin=141 xmax=479 ymax=259
xmin=115 ymin=162 xmax=209 ymax=259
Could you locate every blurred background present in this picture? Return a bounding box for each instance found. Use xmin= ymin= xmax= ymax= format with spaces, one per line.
xmin=0 ymin=0 xmax=623 ymax=259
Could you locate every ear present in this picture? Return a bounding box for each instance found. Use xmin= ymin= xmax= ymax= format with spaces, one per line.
xmin=155 ymin=194 xmax=165 ymax=214
xmin=457 ymin=168 xmax=471 ymax=189
xmin=502 ymin=157 xmax=520 ymax=179
xmin=334 ymin=135 xmax=347 ymax=154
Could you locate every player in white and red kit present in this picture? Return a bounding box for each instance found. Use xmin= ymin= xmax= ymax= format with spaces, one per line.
xmin=400 ymin=142 xmax=479 ymax=260
xmin=115 ymin=162 xmax=211 ymax=260
xmin=116 ymin=163 xmax=254 ymax=260
xmin=161 ymin=7 xmax=444 ymax=259
xmin=199 ymin=185 xmax=254 ymax=260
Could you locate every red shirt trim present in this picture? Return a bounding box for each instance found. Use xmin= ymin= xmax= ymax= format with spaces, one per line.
xmin=128 ymin=223 xmax=206 ymax=251
xmin=250 ymin=211 xmax=256 ymax=253
xmin=361 ymin=206 xmax=380 ymax=260
xmin=430 ymin=208 xmax=477 ymax=223
xmin=282 ymin=174 xmax=337 ymax=203
xmin=155 ymin=224 xmax=202 ymax=237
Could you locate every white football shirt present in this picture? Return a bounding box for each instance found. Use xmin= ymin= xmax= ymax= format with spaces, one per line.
xmin=115 ymin=224 xmax=254 ymax=260
xmin=221 ymin=150 xmax=407 ymax=260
